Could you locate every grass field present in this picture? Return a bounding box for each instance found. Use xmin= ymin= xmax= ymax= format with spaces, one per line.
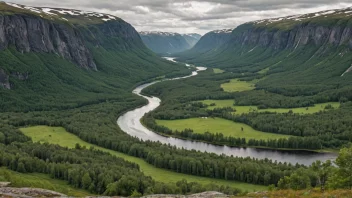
xmin=201 ymin=100 xmax=340 ymax=115
xmin=20 ymin=126 xmax=267 ymax=192
xmin=213 ymin=68 xmax=225 ymax=74
xmin=156 ymin=118 xmax=290 ymax=141
xmin=257 ymin=67 xmax=270 ymax=74
xmin=0 ymin=167 xmax=91 ymax=197
xmin=221 ymin=79 xmax=255 ymax=92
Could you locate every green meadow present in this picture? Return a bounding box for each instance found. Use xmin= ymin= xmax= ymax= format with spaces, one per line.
xmin=221 ymin=79 xmax=256 ymax=92
xmin=156 ymin=117 xmax=290 ymax=141
xmin=213 ymin=68 xmax=225 ymax=73
xmin=201 ymin=100 xmax=340 ymax=115
xmin=20 ymin=126 xmax=266 ymax=192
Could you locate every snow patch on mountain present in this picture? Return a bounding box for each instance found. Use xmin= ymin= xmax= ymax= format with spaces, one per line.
xmin=4 ymin=2 xmax=118 ymax=22
xmin=251 ymin=6 xmax=352 ymax=26
xmin=212 ymin=29 xmax=233 ymax=34
xmin=139 ymin=31 xmax=180 ymax=36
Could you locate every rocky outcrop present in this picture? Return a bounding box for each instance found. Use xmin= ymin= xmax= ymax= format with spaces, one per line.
xmin=0 ymin=14 xmax=97 ymax=70
xmin=0 ymin=68 xmax=10 ymax=89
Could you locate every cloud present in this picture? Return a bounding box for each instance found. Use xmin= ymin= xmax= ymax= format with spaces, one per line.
xmin=4 ymin=0 xmax=352 ymax=34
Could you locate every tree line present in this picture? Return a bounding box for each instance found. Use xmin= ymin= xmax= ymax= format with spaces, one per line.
xmin=0 ymin=142 xmax=242 ymax=196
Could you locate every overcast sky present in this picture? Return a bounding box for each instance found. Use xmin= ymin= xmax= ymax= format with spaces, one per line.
xmin=5 ymin=0 xmax=352 ymax=35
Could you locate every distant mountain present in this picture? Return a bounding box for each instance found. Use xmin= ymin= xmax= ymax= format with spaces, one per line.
xmin=181 ymin=29 xmax=233 ymax=55
xmin=139 ymin=31 xmax=201 ymax=55
xmin=182 ymin=33 xmax=202 ymax=47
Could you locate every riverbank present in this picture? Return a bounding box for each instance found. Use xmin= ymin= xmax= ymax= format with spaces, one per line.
xmin=142 ymin=120 xmax=338 ymax=155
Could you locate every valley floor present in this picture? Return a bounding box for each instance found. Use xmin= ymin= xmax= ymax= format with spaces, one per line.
xmin=20 ymin=126 xmax=267 ymax=192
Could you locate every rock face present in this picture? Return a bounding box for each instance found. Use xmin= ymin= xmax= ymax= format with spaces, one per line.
xmin=225 ymin=7 xmax=352 ymax=56
xmin=230 ymin=23 xmax=352 ymax=51
xmin=0 ymin=68 xmax=10 ymax=89
xmin=0 ymin=2 xmax=147 ymax=71
xmin=0 ymin=14 xmax=97 ymax=70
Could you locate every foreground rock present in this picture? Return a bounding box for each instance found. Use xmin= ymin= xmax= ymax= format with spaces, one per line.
xmin=0 ymin=182 xmax=11 ymax=187
xmin=0 ymin=187 xmax=67 ymax=198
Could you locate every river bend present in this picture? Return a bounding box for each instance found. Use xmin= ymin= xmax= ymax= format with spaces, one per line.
xmin=117 ymin=58 xmax=337 ymax=166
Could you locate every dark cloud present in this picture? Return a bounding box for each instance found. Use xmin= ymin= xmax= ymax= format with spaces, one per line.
xmin=4 ymin=0 xmax=352 ymax=34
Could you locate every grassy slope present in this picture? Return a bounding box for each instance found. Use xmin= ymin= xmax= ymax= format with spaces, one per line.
xmin=0 ymin=167 xmax=91 ymax=197
xmin=0 ymin=45 xmax=189 ymax=112
xmin=20 ymin=126 xmax=266 ymax=192
xmin=201 ymin=100 xmax=341 ymax=114
xmin=156 ymin=118 xmax=290 ymax=141
xmin=221 ymin=79 xmax=255 ymax=92
xmin=213 ymin=68 xmax=224 ymax=74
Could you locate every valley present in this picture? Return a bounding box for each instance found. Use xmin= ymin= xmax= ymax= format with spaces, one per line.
xmin=0 ymin=1 xmax=351 ymax=197
xmin=121 ymin=58 xmax=336 ymax=165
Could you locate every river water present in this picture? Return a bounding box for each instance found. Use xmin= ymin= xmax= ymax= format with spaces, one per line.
xmin=117 ymin=57 xmax=337 ymax=166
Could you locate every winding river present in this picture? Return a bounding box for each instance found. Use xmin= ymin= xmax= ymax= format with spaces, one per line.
xmin=117 ymin=57 xmax=337 ymax=166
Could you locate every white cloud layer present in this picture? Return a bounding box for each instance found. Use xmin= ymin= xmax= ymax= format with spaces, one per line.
xmin=5 ymin=0 xmax=352 ymax=34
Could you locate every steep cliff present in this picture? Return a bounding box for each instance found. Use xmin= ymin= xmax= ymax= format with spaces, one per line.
xmin=0 ymin=14 xmax=96 ymax=70
xmin=139 ymin=31 xmax=201 ymax=54
xmin=0 ymin=2 xmax=149 ymax=70
xmin=230 ymin=16 xmax=352 ymax=52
